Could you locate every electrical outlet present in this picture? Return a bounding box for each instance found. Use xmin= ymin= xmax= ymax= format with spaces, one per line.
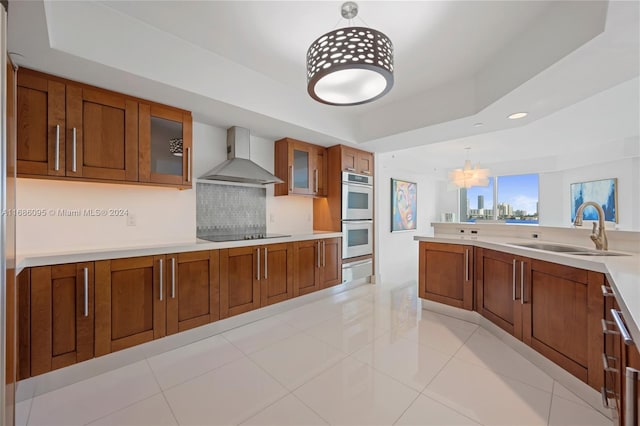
xmin=127 ymin=214 xmax=136 ymax=226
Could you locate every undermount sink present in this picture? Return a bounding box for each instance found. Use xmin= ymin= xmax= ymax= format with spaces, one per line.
xmin=511 ymin=242 xmax=631 ymax=257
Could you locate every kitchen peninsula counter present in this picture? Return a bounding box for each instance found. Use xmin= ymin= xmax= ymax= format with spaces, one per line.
xmin=16 ymin=231 xmax=342 ymax=272
xmin=414 ymin=233 xmax=640 ymax=351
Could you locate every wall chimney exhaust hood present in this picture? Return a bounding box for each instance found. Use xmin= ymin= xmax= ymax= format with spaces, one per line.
xmin=199 ymin=126 xmax=284 ymax=185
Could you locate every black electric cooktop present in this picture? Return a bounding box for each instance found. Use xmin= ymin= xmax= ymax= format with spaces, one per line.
xmin=198 ymin=233 xmax=291 ymax=242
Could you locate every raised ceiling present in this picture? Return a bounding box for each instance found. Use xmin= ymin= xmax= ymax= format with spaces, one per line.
xmin=7 ymin=1 xmax=640 ymax=160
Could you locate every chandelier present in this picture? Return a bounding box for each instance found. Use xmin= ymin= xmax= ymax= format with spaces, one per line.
xmin=448 ymin=148 xmax=491 ymax=189
xmin=306 ymin=2 xmax=394 ymax=106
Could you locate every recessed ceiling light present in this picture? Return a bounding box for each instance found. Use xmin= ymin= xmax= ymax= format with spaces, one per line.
xmin=508 ymin=112 xmax=528 ymax=120
xmin=473 ymin=122 xmax=484 ymax=127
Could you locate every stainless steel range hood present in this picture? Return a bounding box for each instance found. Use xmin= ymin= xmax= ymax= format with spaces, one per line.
xmin=199 ymin=126 xmax=284 ymax=185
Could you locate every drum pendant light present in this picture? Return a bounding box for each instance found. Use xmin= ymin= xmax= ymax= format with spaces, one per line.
xmin=307 ymin=2 xmax=394 ymax=106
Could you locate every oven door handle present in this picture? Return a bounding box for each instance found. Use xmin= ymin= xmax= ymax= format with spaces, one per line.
xmin=342 ymin=220 xmax=373 ymax=224
xmin=343 ymin=181 xmax=373 ymax=190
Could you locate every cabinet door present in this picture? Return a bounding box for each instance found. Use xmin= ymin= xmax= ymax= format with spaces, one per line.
xmin=418 ymin=242 xmax=473 ymax=310
xmin=66 ymin=87 xmax=138 ymax=181
xmin=622 ymin=343 xmax=640 ymax=426
xmin=139 ymin=103 xmax=193 ymax=187
xmin=294 ymin=240 xmax=321 ymax=296
xmin=312 ymin=146 xmax=327 ymax=196
xmin=341 ymin=147 xmax=358 ymax=172
xmin=357 ymin=151 xmax=374 ymax=176
xmin=321 ymin=238 xmax=342 ymax=288
xmin=476 ymin=248 xmax=523 ymax=339
xmin=29 ymin=263 xmax=94 ymax=376
xmin=289 ymin=142 xmax=313 ymax=195
xmin=166 ymin=251 xmax=219 ymax=335
xmin=261 ymin=243 xmax=294 ymax=307
xmin=219 ymin=247 xmax=260 ymax=318
xmin=523 ymin=260 xmax=603 ymax=389
xmin=95 ymin=256 xmax=165 ymax=356
xmin=16 ymin=70 xmax=65 ymax=176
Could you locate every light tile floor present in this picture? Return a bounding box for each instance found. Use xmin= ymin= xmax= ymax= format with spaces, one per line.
xmin=16 ymin=282 xmax=612 ymax=426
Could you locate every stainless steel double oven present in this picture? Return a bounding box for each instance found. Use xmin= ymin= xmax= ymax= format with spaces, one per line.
xmin=341 ymin=171 xmax=373 ymax=260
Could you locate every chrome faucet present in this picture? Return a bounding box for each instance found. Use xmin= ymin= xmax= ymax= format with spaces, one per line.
xmin=573 ymin=201 xmax=608 ymax=251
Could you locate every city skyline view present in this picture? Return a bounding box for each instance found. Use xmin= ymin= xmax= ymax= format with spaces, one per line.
xmin=467 ymin=174 xmax=539 ymax=215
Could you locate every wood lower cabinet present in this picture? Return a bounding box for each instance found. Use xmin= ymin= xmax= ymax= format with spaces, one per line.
xmin=18 ymin=263 xmax=94 ymax=378
xmin=418 ymin=242 xmax=473 ymax=310
xmin=95 ymin=256 xmax=165 ymax=356
xmin=294 ymin=237 xmax=342 ymax=296
xmin=523 ymin=259 xmax=604 ymax=389
xmin=219 ymin=243 xmax=294 ymax=317
xmin=165 ymin=251 xmax=219 ymax=335
xmin=476 ymin=248 xmax=525 ymax=339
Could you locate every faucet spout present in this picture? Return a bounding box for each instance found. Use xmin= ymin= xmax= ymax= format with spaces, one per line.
xmin=573 ymin=201 xmax=608 ymax=251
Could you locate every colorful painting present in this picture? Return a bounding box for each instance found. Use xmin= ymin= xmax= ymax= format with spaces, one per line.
xmin=570 ymin=178 xmax=618 ymax=223
xmin=391 ymin=178 xmax=417 ymax=232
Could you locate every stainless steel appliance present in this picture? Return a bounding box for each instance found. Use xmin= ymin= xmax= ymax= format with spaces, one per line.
xmin=342 ymin=258 xmax=373 ymax=283
xmin=342 ymin=171 xmax=373 ymax=220
xmin=342 ymin=220 xmax=373 ymax=259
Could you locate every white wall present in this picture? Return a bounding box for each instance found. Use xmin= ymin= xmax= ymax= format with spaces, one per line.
xmin=16 ymin=122 xmax=313 ymax=254
xmin=375 ymin=153 xmax=438 ymax=286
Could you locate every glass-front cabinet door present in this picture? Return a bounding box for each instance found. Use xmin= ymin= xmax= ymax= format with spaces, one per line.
xmin=139 ymin=103 xmax=192 ymax=187
xmin=289 ymin=142 xmax=312 ymax=195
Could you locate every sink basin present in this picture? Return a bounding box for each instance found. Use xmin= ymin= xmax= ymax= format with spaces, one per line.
xmin=511 ymin=242 xmax=631 ymax=256
xmin=511 ymin=243 xmax=593 ymax=253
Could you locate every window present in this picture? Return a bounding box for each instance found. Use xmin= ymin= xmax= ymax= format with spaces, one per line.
xmin=460 ymin=173 xmax=539 ymax=224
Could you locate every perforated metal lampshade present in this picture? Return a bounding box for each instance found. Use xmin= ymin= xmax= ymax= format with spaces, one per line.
xmin=306 ymin=26 xmax=394 ymax=106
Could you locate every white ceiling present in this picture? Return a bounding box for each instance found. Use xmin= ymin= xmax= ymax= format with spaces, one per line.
xmin=7 ymin=0 xmax=640 ymax=168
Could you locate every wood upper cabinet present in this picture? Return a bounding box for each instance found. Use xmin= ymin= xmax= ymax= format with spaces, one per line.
xmin=294 ymin=237 xmax=342 ymax=296
xmin=418 ymin=242 xmax=473 ymax=310
xmin=476 ymin=248 xmax=526 ymax=339
xmin=95 ymin=256 xmax=165 ymax=356
xmin=66 ymin=86 xmax=138 ymax=181
xmin=219 ymin=246 xmax=261 ymax=318
xmin=18 ymin=263 xmax=94 ymax=378
xmin=17 ymin=70 xmax=66 ymax=176
xmin=139 ymin=103 xmax=193 ymax=187
xmin=16 ymin=68 xmax=192 ymax=188
xmin=260 ymin=243 xmax=294 ymax=307
xmin=274 ymin=138 xmax=327 ymax=197
xmin=341 ymin=146 xmax=373 ymax=176
xmin=523 ymin=259 xmax=603 ymax=390
xmin=165 ymin=251 xmax=219 ymax=335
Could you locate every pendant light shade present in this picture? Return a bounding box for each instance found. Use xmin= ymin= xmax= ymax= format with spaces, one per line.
xmin=448 ymin=149 xmax=491 ymax=189
xmin=307 ymin=3 xmax=394 ymax=106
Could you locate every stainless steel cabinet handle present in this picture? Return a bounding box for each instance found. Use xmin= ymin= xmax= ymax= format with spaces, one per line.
xmin=602 ymin=352 xmax=618 ymax=373
xmin=346 ymin=167 xmax=356 ymax=172
xmin=611 ymin=309 xmax=634 ymax=345
xmin=322 ymin=240 xmax=326 ymax=267
xmin=159 ymin=258 xmax=164 ymax=301
xmin=83 ymin=267 xmax=89 ymax=317
xmin=520 ymin=261 xmax=525 ymax=305
xmin=72 ymin=128 xmax=77 ymax=172
xmin=264 ymin=247 xmax=268 ymax=279
xmin=601 ymin=387 xmax=613 ymax=409
xmin=601 ymin=285 xmax=615 ymax=297
xmin=314 ymin=169 xmax=319 ymax=193
xmin=625 ymin=367 xmax=639 ymax=426
xmin=55 ymin=124 xmax=60 ymax=171
xmin=317 ymin=241 xmax=321 ymax=268
xmin=289 ymin=166 xmax=294 ymax=191
xmin=256 ymin=248 xmax=261 ymax=281
xmin=186 ymin=147 xmax=191 ymax=182
xmin=171 ymin=257 xmax=176 ymax=299
xmin=512 ymin=259 xmax=517 ymax=301
xmin=465 ymin=249 xmax=469 ymax=281
xmin=361 ymin=170 xmax=371 ymax=175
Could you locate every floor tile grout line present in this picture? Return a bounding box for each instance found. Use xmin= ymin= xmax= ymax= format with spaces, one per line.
xmin=391 ymin=391 xmax=422 ymax=426
xmin=20 ymin=396 xmax=33 ymax=426
xmin=80 ymin=391 xmax=166 ymax=426
xmin=286 ymin=392 xmax=333 ymax=426
xmin=143 ymin=358 xmax=181 ymax=426
xmin=547 ymin=380 xmax=555 ymax=425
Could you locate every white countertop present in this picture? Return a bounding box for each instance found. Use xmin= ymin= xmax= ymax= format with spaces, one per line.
xmin=414 ymin=235 xmax=640 ymax=348
xmin=16 ymin=231 xmax=342 ymax=271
